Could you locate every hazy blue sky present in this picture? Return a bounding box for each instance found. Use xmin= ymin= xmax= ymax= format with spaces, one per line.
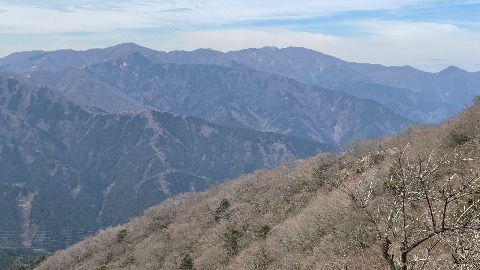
xmin=0 ymin=0 xmax=479 ymax=71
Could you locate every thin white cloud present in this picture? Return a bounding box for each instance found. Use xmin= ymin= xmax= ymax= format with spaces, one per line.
xmin=0 ymin=1 xmax=199 ymax=34
xmin=187 ymin=0 xmax=427 ymax=21
xmin=0 ymin=0 xmax=430 ymax=34
xmin=316 ymin=21 xmax=480 ymax=71
xmin=0 ymin=5 xmax=152 ymax=33
xmin=161 ymin=8 xmax=194 ymax=13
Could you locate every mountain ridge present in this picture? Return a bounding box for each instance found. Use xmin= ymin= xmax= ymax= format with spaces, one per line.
xmin=1 ymin=43 xmax=475 ymax=123
xmin=0 ymin=74 xmax=331 ymax=251
xmin=20 ymin=52 xmax=414 ymax=145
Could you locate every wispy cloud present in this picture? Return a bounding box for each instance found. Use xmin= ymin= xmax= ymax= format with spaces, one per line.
xmin=0 ymin=0 xmax=434 ymax=34
xmin=161 ymin=8 xmax=194 ymax=13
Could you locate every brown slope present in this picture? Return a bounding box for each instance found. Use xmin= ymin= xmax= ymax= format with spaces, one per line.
xmin=36 ymin=98 xmax=480 ymax=270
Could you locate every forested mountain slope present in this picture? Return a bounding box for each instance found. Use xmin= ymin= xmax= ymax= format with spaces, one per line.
xmin=0 ymin=75 xmax=330 ymax=251
xmin=36 ymin=98 xmax=480 ymax=269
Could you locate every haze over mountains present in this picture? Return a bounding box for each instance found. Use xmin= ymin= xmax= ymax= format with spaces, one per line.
xmin=2 ymin=43 xmax=477 ymax=123
xmin=21 ymin=53 xmax=412 ymax=145
xmin=0 ymin=43 xmax=479 ymax=257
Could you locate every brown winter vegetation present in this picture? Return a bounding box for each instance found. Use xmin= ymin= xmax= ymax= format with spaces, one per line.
xmin=36 ymin=98 xmax=480 ymax=270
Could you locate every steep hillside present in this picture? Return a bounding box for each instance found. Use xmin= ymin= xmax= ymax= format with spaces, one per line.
xmin=23 ymin=53 xmax=413 ymax=145
xmin=0 ymin=75 xmax=330 ymax=251
xmin=35 ymin=98 xmax=480 ymax=270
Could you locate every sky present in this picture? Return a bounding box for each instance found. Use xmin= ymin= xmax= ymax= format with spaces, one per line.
xmin=0 ymin=0 xmax=479 ymax=72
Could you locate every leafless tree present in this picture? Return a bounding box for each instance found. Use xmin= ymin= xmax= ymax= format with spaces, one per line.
xmin=344 ymin=146 xmax=480 ymax=270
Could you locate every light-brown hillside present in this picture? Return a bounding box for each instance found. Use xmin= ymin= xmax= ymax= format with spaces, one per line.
xmin=36 ymin=98 xmax=480 ymax=270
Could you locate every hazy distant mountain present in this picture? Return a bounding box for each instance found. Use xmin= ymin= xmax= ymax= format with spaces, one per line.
xmin=18 ymin=68 xmax=151 ymax=112
xmin=0 ymin=43 xmax=155 ymax=73
xmin=217 ymin=47 xmax=474 ymax=120
xmin=23 ymin=53 xmax=413 ymax=145
xmin=2 ymin=44 xmax=476 ymax=123
xmin=157 ymin=46 xmax=464 ymax=123
xmin=0 ymin=75 xmax=330 ymax=250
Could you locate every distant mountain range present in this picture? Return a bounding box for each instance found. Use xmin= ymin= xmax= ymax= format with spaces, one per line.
xmin=0 ymin=43 xmax=477 ymax=254
xmin=19 ymin=52 xmax=413 ymax=145
xmin=2 ymin=43 xmax=478 ymax=122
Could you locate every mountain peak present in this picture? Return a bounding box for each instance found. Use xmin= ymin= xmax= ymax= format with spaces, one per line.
xmin=439 ymin=65 xmax=466 ymax=74
xmin=109 ymin=42 xmax=147 ymax=50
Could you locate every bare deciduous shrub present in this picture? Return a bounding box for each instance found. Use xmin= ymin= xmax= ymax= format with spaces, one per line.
xmin=312 ymin=154 xmax=354 ymax=189
xmin=346 ymin=146 xmax=480 ymax=270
